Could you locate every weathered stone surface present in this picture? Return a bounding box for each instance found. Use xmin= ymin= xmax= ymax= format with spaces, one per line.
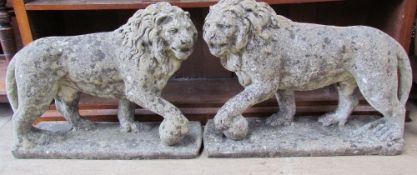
xmin=203 ymin=0 xmax=412 ymax=151
xmin=13 ymin=121 xmax=202 ymax=159
xmin=7 ymin=2 xmax=198 ymax=151
xmin=204 ymin=116 xmax=403 ymax=158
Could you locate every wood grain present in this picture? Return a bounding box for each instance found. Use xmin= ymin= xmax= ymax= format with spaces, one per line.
xmin=24 ymin=0 xmax=343 ymax=10
xmin=8 ymin=0 xmax=417 ymax=122
xmin=11 ymin=0 xmax=32 ymax=45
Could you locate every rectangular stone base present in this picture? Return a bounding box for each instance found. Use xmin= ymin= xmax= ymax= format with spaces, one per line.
xmin=13 ymin=121 xmax=202 ymax=159
xmin=204 ymin=116 xmax=402 ymax=158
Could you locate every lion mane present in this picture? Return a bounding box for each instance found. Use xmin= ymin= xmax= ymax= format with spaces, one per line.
xmin=206 ymin=0 xmax=290 ymax=52
xmin=116 ymin=2 xmax=188 ymax=64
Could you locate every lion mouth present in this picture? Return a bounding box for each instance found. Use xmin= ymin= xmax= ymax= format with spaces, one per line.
xmin=172 ymin=46 xmax=191 ymax=52
xmin=179 ymin=47 xmax=191 ymax=52
xmin=208 ymin=42 xmax=228 ymax=56
xmin=172 ymin=47 xmax=193 ymax=60
xmin=209 ymin=43 xmax=227 ymax=49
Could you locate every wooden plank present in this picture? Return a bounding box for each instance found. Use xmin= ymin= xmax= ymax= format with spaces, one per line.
xmin=0 ymin=59 xmax=7 ymax=95
xmin=24 ymin=0 xmax=343 ymax=10
xmin=36 ymin=104 xmax=378 ymax=123
xmin=397 ymin=0 xmax=417 ymax=52
xmin=1 ymin=61 xmax=416 ymax=106
xmin=7 ymin=0 xmax=417 ymax=123
xmin=11 ymin=0 xmax=33 ymax=45
xmin=0 ymin=58 xmax=8 ymax=102
xmin=369 ymin=0 xmax=417 ymax=52
xmin=45 ymin=79 xmax=344 ymax=110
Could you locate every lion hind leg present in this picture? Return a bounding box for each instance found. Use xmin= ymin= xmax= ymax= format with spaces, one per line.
xmin=117 ymin=98 xmax=138 ymax=133
xmin=319 ymin=78 xmax=359 ymax=126
xmin=13 ymin=82 xmax=58 ymax=149
xmin=352 ymin=64 xmax=405 ymax=152
xmin=55 ymin=86 xmax=94 ymax=131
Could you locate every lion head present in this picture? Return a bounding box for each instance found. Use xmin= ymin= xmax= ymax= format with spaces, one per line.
xmin=117 ymin=2 xmax=198 ymax=63
xmin=203 ymin=0 xmax=278 ymax=57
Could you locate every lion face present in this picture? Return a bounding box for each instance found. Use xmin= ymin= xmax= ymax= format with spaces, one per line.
xmin=160 ymin=13 xmax=198 ymax=61
xmin=203 ymin=13 xmax=239 ymax=57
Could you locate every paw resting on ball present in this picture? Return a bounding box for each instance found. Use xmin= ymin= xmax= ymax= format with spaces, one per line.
xmin=159 ymin=116 xmax=189 ymax=145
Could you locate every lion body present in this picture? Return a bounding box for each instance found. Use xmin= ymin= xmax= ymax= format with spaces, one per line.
xmin=240 ymin=22 xmax=403 ymax=92
xmin=13 ymin=33 xmax=123 ymax=99
xmin=8 ymin=2 xmax=197 ymax=148
xmin=12 ymin=32 xmax=178 ymax=100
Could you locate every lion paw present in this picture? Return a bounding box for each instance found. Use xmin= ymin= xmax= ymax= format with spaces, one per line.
xmin=214 ymin=111 xmax=233 ymax=131
xmin=72 ymin=118 xmax=95 ymax=131
xmin=318 ymin=113 xmax=347 ymax=127
xmin=121 ymin=122 xmax=140 ymax=133
xmin=17 ymin=127 xmax=59 ymax=149
xmin=355 ymin=118 xmax=404 ymax=148
xmin=266 ymin=112 xmax=293 ymax=127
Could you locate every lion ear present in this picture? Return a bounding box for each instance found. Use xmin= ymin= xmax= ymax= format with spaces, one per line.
xmin=235 ymin=18 xmax=250 ymax=51
xmin=156 ymin=15 xmax=173 ymax=26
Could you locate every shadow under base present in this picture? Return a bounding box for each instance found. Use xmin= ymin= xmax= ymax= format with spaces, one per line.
xmin=13 ymin=121 xmax=202 ymax=159
xmin=204 ymin=116 xmax=403 ymax=158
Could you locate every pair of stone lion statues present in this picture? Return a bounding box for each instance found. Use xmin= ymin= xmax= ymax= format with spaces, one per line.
xmin=8 ymin=0 xmax=412 ymax=150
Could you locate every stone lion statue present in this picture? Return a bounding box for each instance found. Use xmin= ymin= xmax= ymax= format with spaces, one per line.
xmin=7 ymin=2 xmax=197 ymax=147
xmin=203 ymin=0 xmax=412 ymax=149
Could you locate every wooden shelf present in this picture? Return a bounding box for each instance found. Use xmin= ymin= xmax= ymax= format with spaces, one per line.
xmin=1 ymin=59 xmax=416 ymax=121
xmin=9 ymin=0 xmax=417 ymax=122
xmin=24 ymin=0 xmax=343 ymax=10
xmin=36 ymin=104 xmax=378 ymax=123
xmin=51 ymin=79 xmax=342 ymax=110
xmin=0 ymin=59 xmax=8 ymax=102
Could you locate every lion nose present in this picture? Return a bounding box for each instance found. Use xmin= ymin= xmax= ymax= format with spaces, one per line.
xmin=180 ymin=39 xmax=193 ymax=48
xmin=209 ymin=32 xmax=218 ymax=39
xmin=180 ymin=38 xmax=192 ymax=45
xmin=208 ymin=42 xmax=215 ymax=48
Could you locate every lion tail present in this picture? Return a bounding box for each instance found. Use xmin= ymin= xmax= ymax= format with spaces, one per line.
xmin=6 ymin=58 xmax=18 ymax=112
xmin=396 ymin=44 xmax=412 ymax=105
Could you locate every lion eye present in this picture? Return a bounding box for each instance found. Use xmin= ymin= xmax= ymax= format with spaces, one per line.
xmin=169 ymin=29 xmax=178 ymax=34
xmin=217 ymin=24 xmax=231 ymax=29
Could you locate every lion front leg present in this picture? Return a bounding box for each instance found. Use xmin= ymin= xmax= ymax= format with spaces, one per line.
xmin=118 ymin=98 xmax=138 ymax=133
xmin=215 ymin=83 xmax=276 ymax=140
xmin=126 ymin=89 xmax=188 ymax=146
